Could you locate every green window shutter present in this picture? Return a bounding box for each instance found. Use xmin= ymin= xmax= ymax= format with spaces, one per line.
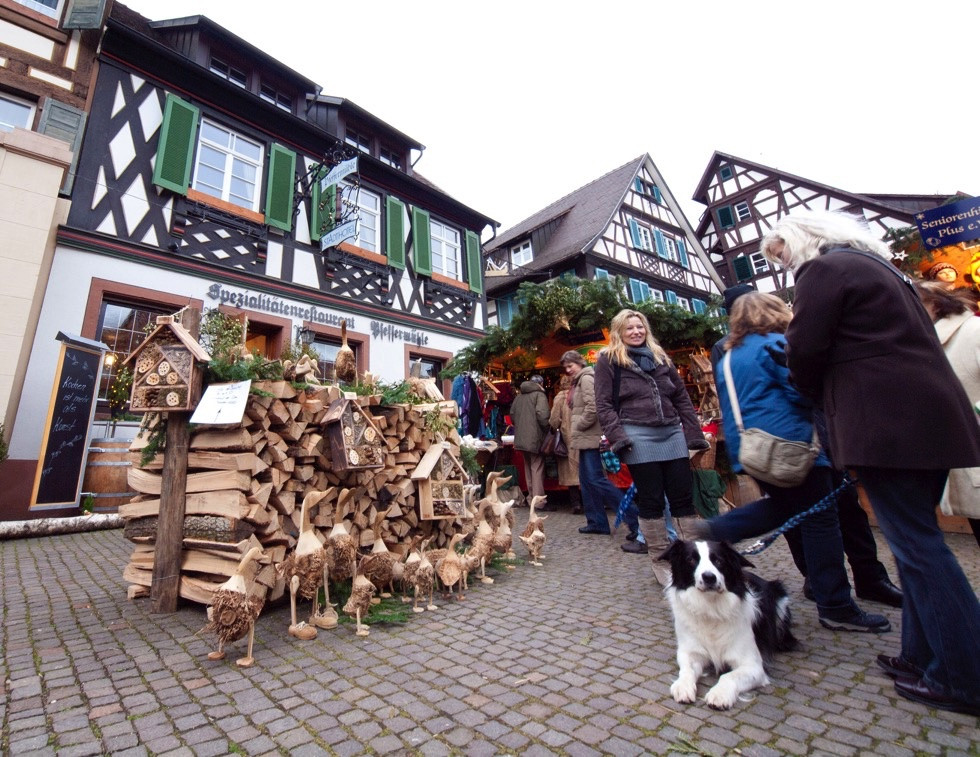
xmin=717 ymin=205 xmax=735 ymax=229
xmin=733 ymin=255 xmax=753 ymax=282
xmin=692 ymin=298 xmax=706 ymax=314
xmin=386 ymin=196 xmax=406 ymax=269
xmin=653 ymin=229 xmax=668 ymax=258
xmin=677 ymin=238 xmax=690 ymax=268
xmin=38 ymin=100 xmax=86 ymax=194
xmin=63 ymin=0 xmax=108 ymax=28
xmin=633 ymin=178 xmax=644 ymax=193
xmin=653 ymin=185 xmax=663 ymax=204
xmin=310 ymin=171 xmax=336 ymax=242
xmin=412 ymin=207 xmax=432 ymax=276
xmin=665 ymin=290 xmax=678 ymax=305
xmin=595 ymin=267 xmax=609 ymax=280
xmin=498 ymin=296 xmax=514 ymax=328
xmin=152 ymin=94 xmax=199 ymax=194
xmin=264 ymin=143 xmax=295 ymax=231
xmin=628 ymin=218 xmax=641 ymax=248
xmin=465 ymin=230 xmax=482 ymax=294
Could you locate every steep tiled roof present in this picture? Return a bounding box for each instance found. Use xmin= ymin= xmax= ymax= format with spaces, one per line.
xmin=485 ymin=156 xmax=645 ymax=291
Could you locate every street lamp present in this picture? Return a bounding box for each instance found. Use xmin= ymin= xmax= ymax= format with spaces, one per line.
xmin=297 ymin=326 xmax=316 ymax=348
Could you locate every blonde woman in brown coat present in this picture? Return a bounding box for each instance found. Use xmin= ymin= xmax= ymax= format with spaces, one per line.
xmin=549 ymin=374 xmax=582 ymax=514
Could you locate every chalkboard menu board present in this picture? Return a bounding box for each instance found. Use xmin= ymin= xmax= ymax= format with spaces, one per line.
xmin=31 ymin=334 xmax=106 ymax=509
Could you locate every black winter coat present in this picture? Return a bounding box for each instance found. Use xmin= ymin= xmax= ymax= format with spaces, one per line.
xmin=786 ymin=247 xmax=980 ymax=470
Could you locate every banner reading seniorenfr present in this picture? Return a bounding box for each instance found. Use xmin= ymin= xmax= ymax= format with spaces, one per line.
xmin=914 ymin=196 xmax=980 ymax=249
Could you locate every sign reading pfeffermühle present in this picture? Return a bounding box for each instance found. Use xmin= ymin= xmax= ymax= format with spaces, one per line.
xmin=914 ymin=196 xmax=980 ymax=249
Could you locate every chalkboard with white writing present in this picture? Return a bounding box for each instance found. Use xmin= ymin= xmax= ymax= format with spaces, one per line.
xmin=32 ymin=343 xmax=103 ymax=508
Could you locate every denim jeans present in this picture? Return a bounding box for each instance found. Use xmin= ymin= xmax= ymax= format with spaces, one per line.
xmin=579 ymin=448 xmax=635 ymax=533
xmin=856 ymin=466 xmax=980 ymax=705
xmin=707 ymin=466 xmax=858 ymax=618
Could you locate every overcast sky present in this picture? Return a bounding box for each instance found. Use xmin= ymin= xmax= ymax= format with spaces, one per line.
xmin=122 ymin=0 xmax=977 ymax=236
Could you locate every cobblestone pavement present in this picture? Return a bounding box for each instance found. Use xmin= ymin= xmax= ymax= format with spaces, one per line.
xmin=1 ymin=511 xmax=978 ymax=756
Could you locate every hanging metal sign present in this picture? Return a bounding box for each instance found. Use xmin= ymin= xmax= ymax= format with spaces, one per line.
xmin=320 ymin=157 xmax=359 ymax=192
xmin=320 ymin=219 xmax=358 ymax=251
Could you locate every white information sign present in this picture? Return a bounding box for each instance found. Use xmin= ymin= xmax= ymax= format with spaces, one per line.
xmin=319 ymin=157 xmax=359 ymax=192
xmin=190 ymin=380 xmax=252 ymax=425
xmin=319 ymin=219 xmax=358 ymax=251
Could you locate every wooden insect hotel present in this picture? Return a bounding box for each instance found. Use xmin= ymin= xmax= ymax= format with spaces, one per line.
xmin=412 ymin=441 xmax=470 ymax=520
xmin=124 ymin=315 xmax=211 ymax=412
xmin=323 ymin=394 xmax=385 ymax=471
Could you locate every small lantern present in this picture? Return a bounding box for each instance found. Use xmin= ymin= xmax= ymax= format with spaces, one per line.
xmin=123 ymin=316 xmax=211 ymax=413
xmin=323 ymin=395 xmax=385 ymax=471
xmin=412 ymin=441 xmax=470 ymax=520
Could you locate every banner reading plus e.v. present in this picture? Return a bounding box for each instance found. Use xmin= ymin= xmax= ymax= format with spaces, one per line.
xmin=914 ymin=196 xmax=980 ymax=249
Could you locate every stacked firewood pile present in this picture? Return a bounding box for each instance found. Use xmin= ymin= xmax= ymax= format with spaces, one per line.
xmin=119 ymin=380 xmax=466 ymax=606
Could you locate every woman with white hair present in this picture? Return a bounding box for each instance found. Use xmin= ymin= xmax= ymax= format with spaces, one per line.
xmin=763 ymin=210 xmax=980 ymax=716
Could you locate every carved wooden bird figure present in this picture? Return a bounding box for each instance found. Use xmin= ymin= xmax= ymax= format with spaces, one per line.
xmin=522 ymin=495 xmax=549 ymax=541
xmin=203 ymin=546 xmax=266 ymax=667
xmin=359 ymin=509 xmax=396 ymax=600
xmin=492 ymin=499 xmax=517 ymax=561
xmin=343 ymin=557 xmax=377 ymax=637
xmin=435 ymin=532 xmax=466 ymax=600
xmin=334 ymin=319 xmax=357 ymax=383
xmin=277 ymin=491 xmax=327 ymax=640
xmin=464 ymin=501 xmax=497 ymax=585
xmin=412 ymin=541 xmax=437 ymax=613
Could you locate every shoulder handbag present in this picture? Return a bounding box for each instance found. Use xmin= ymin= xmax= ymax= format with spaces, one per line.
xmin=722 ymin=351 xmax=819 ymax=487
xmin=540 ymin=428 xmax=567 ymax=457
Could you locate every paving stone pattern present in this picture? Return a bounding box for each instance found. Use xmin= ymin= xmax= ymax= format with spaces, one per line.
xmin=1 ymin=512 xmax=977 ymax=756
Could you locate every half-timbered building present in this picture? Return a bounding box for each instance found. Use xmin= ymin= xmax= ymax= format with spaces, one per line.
xmin=693 ymin=151 xmax=948 ymax=293
xmin=1 ymin=5 xmax=496 ymax=518
xmin=484 ymin=154 xmax=723 ymax=329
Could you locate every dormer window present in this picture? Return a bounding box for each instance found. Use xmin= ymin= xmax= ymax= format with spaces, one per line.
xmin=210 ymin=57 xmax=247 ymax=88
xmin=511 ymin=240 xmax=533 ymax=268
xmin=345 ymin=129 xmax=371 ymax=154
xmin=380 ymin=146 xmax=403 ymax=170
xmin=260 ymin=84 xmax=292 ymax=112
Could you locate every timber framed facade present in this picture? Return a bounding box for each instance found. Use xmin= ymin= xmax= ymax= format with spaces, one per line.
xmin=484 ymin=154 xmax=723 ymax=329
xmin=693 ymin=151 xmax=948 ymax=294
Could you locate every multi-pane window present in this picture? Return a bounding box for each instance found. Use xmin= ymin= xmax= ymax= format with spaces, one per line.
xmin=312 ymin=338 xmax=355 ymax=382
xmin=14 ymin=0 xmax=59 ymax=18
xmin=193 ymin=119 xmax=263 ymax=211
xmin=410 ymin=356 xmax=442 ymax=380
xmin=96 ymin=301 xmax=170 ymax=400
xmin=209 ymin=57 xmax=247 ymax=88
xmin=735 ymin=201 xmax=751 ymax=221
xmin=636 ymin=225 xmax=653 ymax=252
xmin=379 ymin=146 xmax=402 ymax=169
xmin=511 ymin=240 xmax=533 ymax=267
xmin=0 ymin=93 xmax=34 ymax=132
xmin=750 ymin=251 xmax=770 ymax=274
xmin=678 ymin=297 xmax=691 ymax=312
xmin=340 ymin=184 xmax=380 ymax=252
xmin=661 ymin=234 xmax=678 ymax=263
xmin=650 ymin=289 xmax=664 ymax=303
xmin=345 ymin=129 xmax=371 ymax=154
xmin=259 ymin=85 xmax=292 ymax=112
xmin=430 ymin=220 xmax=461 ymax=280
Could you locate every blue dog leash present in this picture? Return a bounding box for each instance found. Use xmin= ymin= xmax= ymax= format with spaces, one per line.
xmin=738 ymin=473 xmax=857 ymax=556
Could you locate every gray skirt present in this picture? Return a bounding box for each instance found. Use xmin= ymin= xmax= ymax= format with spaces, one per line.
xmin=619 ymin=422 xmax=687 ymax=465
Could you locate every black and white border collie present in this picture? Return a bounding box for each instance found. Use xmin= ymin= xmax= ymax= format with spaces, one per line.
xmin=659 ymin=539 xmax=796 ymax=710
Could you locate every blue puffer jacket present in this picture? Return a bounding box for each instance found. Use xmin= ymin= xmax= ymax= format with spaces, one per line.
xmin=717 ymin=332 xmax=830 ymax=473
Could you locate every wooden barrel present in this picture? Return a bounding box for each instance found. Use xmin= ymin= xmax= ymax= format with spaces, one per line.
xmin=82 ymin=438 xmax=135 ymax=513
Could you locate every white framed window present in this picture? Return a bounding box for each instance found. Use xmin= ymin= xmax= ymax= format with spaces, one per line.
xmin=431 ymin=219 xmax=461 ymax=280
xmin=340 ymin=183 xmax=380 ymax=253
xmin=735 ymin=201 xmax=751 ymax=221
xmin=209 ymin=57 xmax=247 ymax=88
xmin=661 ymin=234 xmax=678 ymax=263
xmin=636 ymin=225 xmax=653 ymax=252
xmin=511 ymin=240 xmax=533 ymax=268
xmin=380 ymin=146 xmax=402 ymax=169
xmin=0 ymin=93 xmax=35 ymax=132
xmin=677 ymin=297 xmax=691 ymax=312
xmin=750 ymin=251 xmax=770 ymax=274
xmin=14 ymin=0 xmax=60 ymax=18
xmin=192 ymin=119 xmax=264 ymax=211
xmin=345 ymin=129 xmax=371 ymax=154
xmin=260 ymin=85 xmax=291 ymax=112
xmin=650 ymin=289 xmax=664 ymax=303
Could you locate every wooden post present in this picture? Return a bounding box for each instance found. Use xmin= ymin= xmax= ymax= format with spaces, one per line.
xmin=151 ymin=307 xmax=201 ymax=613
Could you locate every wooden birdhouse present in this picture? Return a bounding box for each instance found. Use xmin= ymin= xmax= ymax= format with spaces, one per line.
xmin=323 ymin=395 xmax=385 ymax=471
xmin=123 ymin=316 xmax=211 ymax=413
xmin=412 ymin=441 xmax=471 ymax=520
